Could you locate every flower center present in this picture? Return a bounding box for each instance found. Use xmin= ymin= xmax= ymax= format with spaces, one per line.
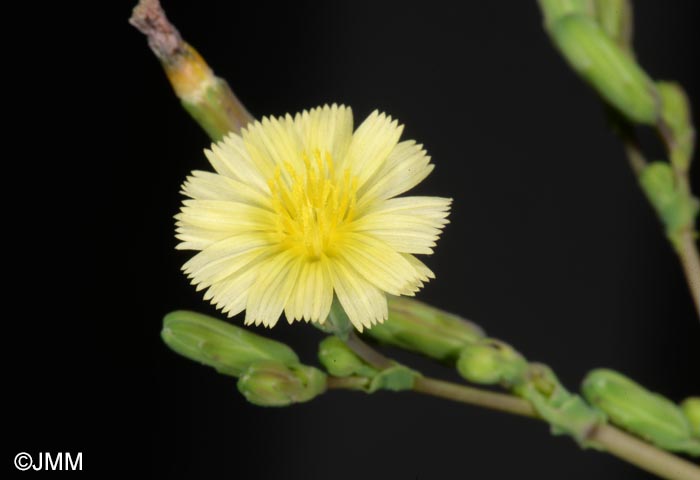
xmin=268 ymin=150 xmax=358 ymax=259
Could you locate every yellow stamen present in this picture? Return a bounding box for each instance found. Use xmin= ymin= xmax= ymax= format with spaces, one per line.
xmin=269 ymin=151 xmax=358 ymax=260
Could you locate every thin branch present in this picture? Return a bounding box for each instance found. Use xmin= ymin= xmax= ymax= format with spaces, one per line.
xmin=412 ymin=376 xmax=537 ymax=418
xmin=592 ymin=424 xmax=700 ymax=480
xmin=677 ymin=216 xmax=700 ymax=318
xmin=657 ymin=119 xmax=700 ymax=320
xmin=344 ymin=331 xmax=394 ymax=370
xmin=327 ymin=376 xmax=370 ymax=390
xmin=330 ymin=375 xmax=700 ymax=480
xmin=615 ymin=116 xmax=700 ymax=320
xmin=333 ymin=329 xmax=700 ymax=480
xmin=621 ymin=135 xmax=648 ymax=176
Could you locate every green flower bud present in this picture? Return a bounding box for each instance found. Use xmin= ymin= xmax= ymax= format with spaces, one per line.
xmin=456 ymin=340 xmax=527 ymax=386
xmin=363 ymin=297 xmax=484 ymax=363
xmin=318 ymin=336 xmax=378 ymax=378
xmin=657 ymin=81 xmax=695 ymax=172
xmin=549 ymin=14 xmax=658 ymax=124
xmin=593 ymin=0 xmax=633 ymax=52
xmin=162 ymin=310 xmax=299 ymax=377
xmin=237 ymin=361 xmax=327 ymax=407
xmin=582 ymin=369 xmax=700 ymax=455
xmin=538 ymin=0 xmax=594 ymax=28
xmin=681 ymin=397 xmax=700 ymax=438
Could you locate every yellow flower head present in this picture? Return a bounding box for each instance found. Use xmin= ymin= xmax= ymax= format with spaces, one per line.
xmin=176 ymin=105 xmax=451 ymax=331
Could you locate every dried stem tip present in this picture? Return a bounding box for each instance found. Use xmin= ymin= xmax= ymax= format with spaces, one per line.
xmin=130 ymin=0 xmax=253 ymax=138
xmin=129 ymin=0 xmax=184 ymax=62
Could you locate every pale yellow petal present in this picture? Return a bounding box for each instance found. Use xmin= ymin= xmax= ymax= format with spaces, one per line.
xmin=352 ymin=197 xmax=451 ymax=254
xmin=284 ymin=259 xmax=333 ymax=324
xmin=245 ymin=251 xmax=302 ymax=327
xmin=176 ymin=199 xmax=277 ymax=236
xmin=401 ymin=253 xmax=435 ymax=280
xmin=183 ymin=236 xmax=275 ymax=289
xmin=181 ymin=170 xmax=272 ymax=209
xmin=175 ymin=226 xmax=231 ymax=251
xmin=337 ymin=233 xmax=424 ymax=296
xmin=341 ymin=110 xmax=403 ymax=188
xmin=294 ymin=104 xmax=353 ymax=163
xmin=242 ymin=115 xmax=305 ymax=175
xmin=357 ymin=140 xmax=433 ymax=207
xmin=204 ymin=265 xmax=260 ymax=318
xmin=329 ymin=257 xmax=388 ymax=331
xmin=365 ymin=196 xmax=452 ymax=219
xmin=284 ymin=261 xmax=310 ymax=323
xmin=205 ymin=134 xmax=269 ymax=194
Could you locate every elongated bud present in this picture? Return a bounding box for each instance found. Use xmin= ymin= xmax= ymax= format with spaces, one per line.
xmin=363 ymin=297 xmax=484 ymax=363
xmin=548 ymin=14 xmax=658 ymax=125
xmin=162 ymin=311 xmax=299 ymax=377
xmin=318 ymin=336 xmax=377 ymax=378
xmin=582 ymin=369 xmax=700 ymax=455
xmin=538 ymin=0 xmax=593 ymax=28
xmin=130 ymin=0 xmax=253 ymax=139
xmin=681 ymin=397 xmax=700 ymax=438
xmin=593 ymin=0 xmax=633 ymax=52
xmin=657 ymin=81 xmax=695 ymax=172
xmin=237 ymin=361 xmax=326 ymax=407
xmin=456 ymin=340 xmax=527 ymax=386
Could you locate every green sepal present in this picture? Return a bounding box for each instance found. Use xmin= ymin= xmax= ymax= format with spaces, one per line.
xmin=529 ymin=388 xmax=605 ymax=449
xmin=317 ymin=336 xmax=418 ymax=393
xmin=237 ymin=360 xmax=327 ymax=407
xmin=456 ymin=340 xmax=528 ymax=386
xmin=593 ymin=0 xmax=632 ymax=52
xmin=639 ymin=162 xmax=698 ymax=248
xmin=162 ymin=310 xmax=299 ymax=377
xmin=317 ymin=297 xmax=353 ymax=340
xmin=681 ymin=397 xmax=700 ymax=438
xmin=517 ymin=365 xmax=604 ymax=449
xmin=364 ymin=296 xmax=484 ymax=363
xmin=548 ymin=14 xmax=658 ymax=125
xmin=657 ymin=81 xmax=695 ymax=172
xmin=583 ymin=369 xmax=699 ymax=455
xmin=368 ymin=365 xmax=421 ymax=393
xmin=318 ymin=336 xmax=378 ymax=378
xmin=538 ymin=0 xmax=594 ymax=28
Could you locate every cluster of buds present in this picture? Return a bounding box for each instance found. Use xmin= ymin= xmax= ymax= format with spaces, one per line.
xmin=162 ymin=311 xmax=326 ymax=407
xmin=538 ymin=0 xmax=698 ymax=252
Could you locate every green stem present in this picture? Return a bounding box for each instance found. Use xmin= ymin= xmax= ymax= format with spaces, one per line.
xmin=344 ymin=331 xmax=394 ymax=370
xmin=339 ymin=332 xmax=700 ymax=479
xmin=618 ymin=118 xmax=700 ymax=320
xmin=677 ymin=227 xmax=700 ymax=318
xmin=330 ymin=374 xmax=700 ymax=480
xmin=620 ymin=130 xmax=647 ymax=176
xmin=413 ymin=376 xmax=536 ymax=417
xmin=592 ymin=425 xmax=700 ymax=480
xmin=327 ymin=376 xmax=370 ymax=390
xmin=658 ymin=119 xmax=700 ymax=320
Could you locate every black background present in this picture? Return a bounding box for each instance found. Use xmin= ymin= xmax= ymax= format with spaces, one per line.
xmin=8 ymin=1 xmax=699 ymax=478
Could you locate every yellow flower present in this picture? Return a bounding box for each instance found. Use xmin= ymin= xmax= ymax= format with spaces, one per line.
xmin=176 ymin=104 xmax=451 ymax=331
